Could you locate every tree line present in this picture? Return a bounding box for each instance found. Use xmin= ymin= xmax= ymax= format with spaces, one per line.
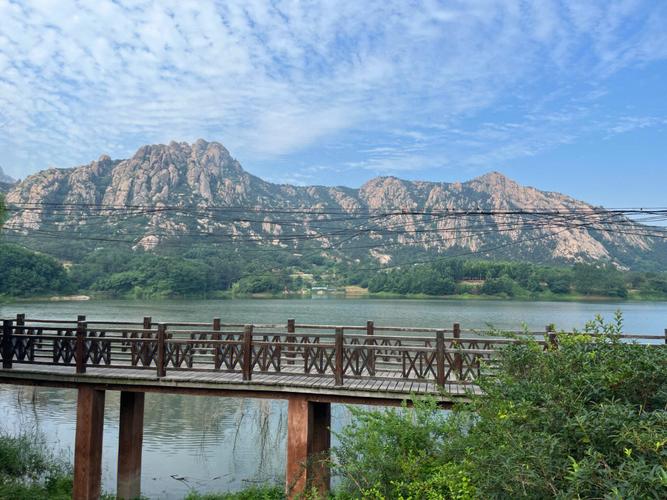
xmin=346 ymin=259 xmax=667 ymax=299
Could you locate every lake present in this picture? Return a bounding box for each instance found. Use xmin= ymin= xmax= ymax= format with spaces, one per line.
xmin=1 ymin=298 xmax=666 ymax=498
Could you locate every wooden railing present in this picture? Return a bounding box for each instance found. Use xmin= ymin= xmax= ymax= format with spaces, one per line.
xmin=1 ymin=314 xmax=665 ymax=388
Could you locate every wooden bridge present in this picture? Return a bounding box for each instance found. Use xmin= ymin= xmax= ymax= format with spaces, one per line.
xmin=0 ymin=314 xmax=664 ymax=499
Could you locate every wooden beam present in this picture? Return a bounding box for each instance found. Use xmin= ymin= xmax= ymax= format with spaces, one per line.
xmin=73 ymin=386 xmax=105 ymax=500
xmin=117 ymin=391 xmax=145 ymax=500
xmin=286 ymin=397 xmax=331 ymax=498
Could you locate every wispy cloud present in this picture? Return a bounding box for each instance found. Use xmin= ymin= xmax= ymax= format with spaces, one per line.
xmin=0 ymin=0 xmax=666 ymax=181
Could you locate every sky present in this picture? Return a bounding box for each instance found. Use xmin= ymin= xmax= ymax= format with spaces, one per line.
xmin=0 ymin=0 xmax=666 ymax=208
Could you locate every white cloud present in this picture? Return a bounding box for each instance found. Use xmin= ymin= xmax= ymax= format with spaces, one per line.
xmin=0 ymin=0 xmax=665 ymax=179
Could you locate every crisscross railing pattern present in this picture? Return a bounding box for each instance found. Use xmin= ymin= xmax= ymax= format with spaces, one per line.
xmin=1 ymin=314 xmax=665 ymax=390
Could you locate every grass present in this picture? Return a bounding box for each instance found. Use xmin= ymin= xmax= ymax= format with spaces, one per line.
xmin=184 ymin=485 xmax=284 ymax=500
xmin=0 ymin=431 xmax=72 ymax=499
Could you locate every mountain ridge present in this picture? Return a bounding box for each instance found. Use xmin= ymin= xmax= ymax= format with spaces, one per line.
xmin=3 ymin=140 xmax=664 ymax=269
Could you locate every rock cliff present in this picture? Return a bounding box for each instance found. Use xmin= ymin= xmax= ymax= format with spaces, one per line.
xmin=4 ymin=140 xmax=663 ymax=267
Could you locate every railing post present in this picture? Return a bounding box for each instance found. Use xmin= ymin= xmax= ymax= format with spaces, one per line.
xmin=547 ymin=325 xmax=558 ymax=350
xmin=15 ymin=314 xmax=27 ymax=352
xmin=2 ymin=320 xmax=13 ymax=369
xmin=436 ymin=330 xmax=445 ymax=387
xmin=76 ymin=318 xmax=87 ymax=374
xmin=16 ymin=313 xmax=25 ymax=332
xmin=242 ymin=324 xmax=253 ymax=381
xmin=156 ymin=324 xmax=166 ymax=378
xmin=143 ymin=316 xmax=152 ymax=330
xmin=335 ymin=328 xmax=344 ymax=386
xmin=366 ymin=321 xmax=375 ymax=376
xmin=287 ymin=319 xmax=296 ymax=365
xmin=453 ymin=323 xmax=462 ymax=381
xmin=212 ymin=318 xmax=222 ymax=370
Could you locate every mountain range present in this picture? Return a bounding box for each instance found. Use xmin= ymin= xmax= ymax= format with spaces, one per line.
xmin=3 ymin=140 xmax=665 ymax=269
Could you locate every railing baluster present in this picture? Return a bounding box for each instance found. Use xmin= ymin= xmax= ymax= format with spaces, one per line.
xmin=157 ymin=323 xmax=166 ymax=378
xmin=335 ymin=328 xmax=344 ymax=386
xmin=2 ymin=320 xmax=13 ymax=369
xmin=242 ymin=324 xmax=253 ymax=381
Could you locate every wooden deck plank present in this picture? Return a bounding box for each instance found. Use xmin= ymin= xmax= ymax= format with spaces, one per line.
xmin=0 ymin=364 xmax=468 ymax=405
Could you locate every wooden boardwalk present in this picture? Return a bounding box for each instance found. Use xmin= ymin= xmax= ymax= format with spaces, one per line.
xmin=0 ymin=313 xmax=663 ymax=500
xmin=0 ymin=363 xmax=480 ymax=404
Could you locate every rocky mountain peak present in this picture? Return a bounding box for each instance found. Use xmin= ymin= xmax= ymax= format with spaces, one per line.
xmin=4 ymin=140 xmax=663 ymax=267
xmin=468 ymin=171 xmax=518 ymax=190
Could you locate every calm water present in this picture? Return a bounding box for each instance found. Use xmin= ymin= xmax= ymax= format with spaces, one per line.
xmin=1 ymin=298 xmax=666 ymax=498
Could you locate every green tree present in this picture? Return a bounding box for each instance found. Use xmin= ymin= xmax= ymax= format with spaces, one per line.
xmin=0 ymin=244 xmax=72 ymax=297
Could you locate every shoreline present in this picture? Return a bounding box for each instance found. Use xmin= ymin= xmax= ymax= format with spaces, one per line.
xmin=2 ymin=292 xmax=667 ymax=304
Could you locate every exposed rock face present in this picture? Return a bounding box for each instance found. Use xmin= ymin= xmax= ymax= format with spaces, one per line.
xmin=4 ymin=140 xmax=663 ymax=267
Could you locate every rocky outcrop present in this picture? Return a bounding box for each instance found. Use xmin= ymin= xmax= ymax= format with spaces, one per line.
xmin=4 ymin=140 xmax=663 ymax=267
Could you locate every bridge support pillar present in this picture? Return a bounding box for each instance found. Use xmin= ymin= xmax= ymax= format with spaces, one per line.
xmin=117 ymin=391 xmax=145 ymax=500
xmin=73 ymin=386 xmax=105 ymax=500
xmin=286 ymin=397 xmax=331 ymax=498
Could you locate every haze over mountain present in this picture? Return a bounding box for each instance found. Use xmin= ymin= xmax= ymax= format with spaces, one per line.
xmin=0 ymin=166 xmax=15 ymax=186
xmin=4 ymin=140 xmax=666 ymax=269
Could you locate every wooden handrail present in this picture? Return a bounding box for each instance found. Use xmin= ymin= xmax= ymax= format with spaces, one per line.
xmin=2 ymin=314 xmax=664 ymax=389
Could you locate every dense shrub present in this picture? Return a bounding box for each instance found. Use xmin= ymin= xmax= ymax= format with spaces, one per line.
xmin=332 ymin=313 xmax=667 ymax=499
xmin=184 ymin=486 xmax=283 ymax=499
xmin=0 ymin=431 xmax=72 ymax=499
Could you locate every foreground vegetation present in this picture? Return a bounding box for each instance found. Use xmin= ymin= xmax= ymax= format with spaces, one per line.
xmin=0 ymin=431 xmax=71 ymax=499
xmin=330 ymin=313 xmax=667 ymax=499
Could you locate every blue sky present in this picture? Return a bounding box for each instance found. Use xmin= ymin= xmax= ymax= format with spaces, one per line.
xmin=0 ymin=0 xmax=666 ymax=208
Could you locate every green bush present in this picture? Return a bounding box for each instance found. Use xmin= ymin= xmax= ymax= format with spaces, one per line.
xmin=0 ymin=431 xmax=72 ymax=499
xmin=332 ymin=313 xmax=667 ymax=499
xmin=184 ymin=485 xmax=284 ymax=499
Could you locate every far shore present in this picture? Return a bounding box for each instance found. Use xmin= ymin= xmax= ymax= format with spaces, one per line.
xmin=2 ymin=291 xmax=667 ymax=304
